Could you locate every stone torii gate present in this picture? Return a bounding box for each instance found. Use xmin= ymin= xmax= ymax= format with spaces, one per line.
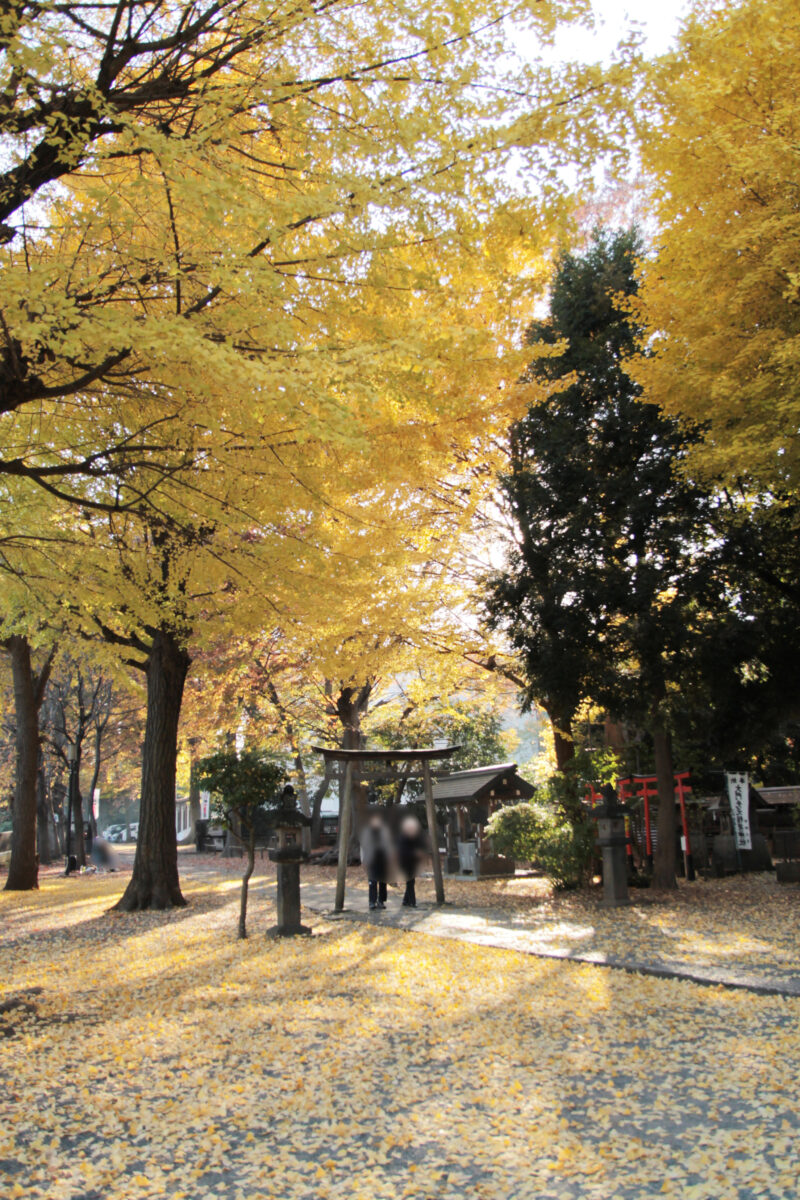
xmin=312 ymin=745 xmax=458 ymax=911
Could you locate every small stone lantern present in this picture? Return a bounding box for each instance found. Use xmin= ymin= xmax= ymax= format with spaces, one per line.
xmin=595 ymin=784 xmax=631 ymax=909
xmin=267 ymin=785 xmax=312 ymax=937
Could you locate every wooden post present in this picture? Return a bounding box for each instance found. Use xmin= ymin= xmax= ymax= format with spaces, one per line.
xmin=334 ymin=761 xmax=353 ymax=912
xmin=422 ymin=760 xmax=445 ymax=905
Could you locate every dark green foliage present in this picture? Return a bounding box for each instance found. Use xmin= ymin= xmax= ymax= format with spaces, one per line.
xmin=484 ymin=223 xmax=800 ymax=848
xmin=484 ymin=228 xmax=719 ymax=759
xmin=703 ymin=491 xmax=800 ymax=781
xmin=484 ymin=800 xmax=555 ymax=859
xmin=197 ymin=750 xmax=287 ymax=939
xmin=535 ymin=823 xmax=596 ymax=891
xmin=537 ymin=745 xmax=621 ymax=823
xmin=196 ymin=750 xmax=286 ymax=833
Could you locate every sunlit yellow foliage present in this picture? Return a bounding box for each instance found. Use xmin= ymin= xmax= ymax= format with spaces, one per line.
xmin=632 ymin=0 xmax=800 ymax=487
xmin=0 ymin=0 xmax=626 ymax=665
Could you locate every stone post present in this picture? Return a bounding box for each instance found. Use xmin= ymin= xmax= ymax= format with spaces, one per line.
xmin=267 ymin=785 xmax=312 ymax=936
xmin=596 ymin=785 xmax=631 ymax=909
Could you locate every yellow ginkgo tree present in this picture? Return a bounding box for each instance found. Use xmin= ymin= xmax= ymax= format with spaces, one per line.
xmin=0 ymin=0 xmax=617 ymax=472
xmin=631 ymin=0 xmax=800 ymax=489
xmin=0 ymin=0 xmax=634 ymax=904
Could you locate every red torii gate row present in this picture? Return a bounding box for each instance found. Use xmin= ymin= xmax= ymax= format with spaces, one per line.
xmin=585 ymin=772 xmax=693 ymax=874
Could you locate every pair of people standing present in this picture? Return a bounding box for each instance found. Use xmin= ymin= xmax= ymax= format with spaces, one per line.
xmin=359 ymin=812 xmax=427 ymax=910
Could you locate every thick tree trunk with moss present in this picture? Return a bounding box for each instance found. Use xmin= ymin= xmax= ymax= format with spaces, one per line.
xmin=652 ymin=722 xmax=677 ymax=890
xmin=115 ymin=628 xmax=190 ymax=911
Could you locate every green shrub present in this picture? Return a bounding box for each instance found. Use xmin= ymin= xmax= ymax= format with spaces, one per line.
xmin=484 ymin=801 xmax=557 ymax=862
xmin=534 ymin=821 xmax=595 ymax=890
xmin=485 ymin=801 xmax=593 ymax=890
xmin=197 ymin=750 xmax=286 ymax=828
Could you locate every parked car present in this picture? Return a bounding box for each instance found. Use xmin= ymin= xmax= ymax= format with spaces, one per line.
xmin=102 ymin=824 xmax=126 ymax=842
xmin=128 ymin=822 xmax=139 ymax=842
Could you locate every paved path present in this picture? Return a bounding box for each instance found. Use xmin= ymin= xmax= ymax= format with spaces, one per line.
xmin=166 ymin=851 xmax=800 ymax=998
xmin=300 ymin=880 xmax=800 ymax=998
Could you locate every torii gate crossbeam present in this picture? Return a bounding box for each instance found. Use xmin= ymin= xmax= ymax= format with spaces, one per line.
xmin=311 ymin=745 xmax=459 ymax=911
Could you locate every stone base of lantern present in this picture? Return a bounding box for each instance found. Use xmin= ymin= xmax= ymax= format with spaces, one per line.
xmin=267 ymin=860 xmax=312 ymax=937
xmin=601 ymin=844 xmax=631 ymax=908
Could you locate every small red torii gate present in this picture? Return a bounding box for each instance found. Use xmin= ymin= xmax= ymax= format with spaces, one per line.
xmin=585 ymin=771 xmax=695 ymax=878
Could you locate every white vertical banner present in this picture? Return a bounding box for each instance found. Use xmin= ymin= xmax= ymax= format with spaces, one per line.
xmin=726 ymin=772 xmax=751 ymax=851
xmin=199 ymin=790 xmax=211 ymax=821
xmin=92 ymin=788 xmax=100 ymax=820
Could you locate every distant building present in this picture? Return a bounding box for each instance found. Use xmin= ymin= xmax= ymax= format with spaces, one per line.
xmin=176 ymin=796 xmax=193 ymax=842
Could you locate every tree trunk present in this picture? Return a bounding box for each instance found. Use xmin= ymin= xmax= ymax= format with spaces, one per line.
xmin=4 ymin=636 xmax=50 ymax=891
xmin=223 ymin=808 xmax=243 ymax=858
xmin=114 ymin=627 xmax=190 ymax=911
xmin=310 ymin=763 xmax=332 ymax=848
xmin=88 ymin=725 xmax=103 ymax=837
xmin=291 ymin=748 xmax=312 ymax=854
xmin=188 ymin=746 xmax=201 ymax=843
xmin=544 ymin=706 xmax=583 ymax=822
xmin=336 ymin=684 xmax=372 ymax=853
xmin=652 ymin=722 xmax=677 ymax=890
xmin=36 ymin=756 xmax=60 ymax=865
xmin=547 ymin=708 xmax=575 ymax=772
xmin=239 ymin=825 xmax=256 ymax=939
xmin=36 ymin=755 xmax=52 ymax=865
xmin=345 ymin=725 xmax=368 ymax=854
xmin=72 ymin=779 xmax=86 ymax=869
xmin=51 ymin=777 xmax=66 ymax=853
xmin=393 ymin=763 xmax=412 ymax=807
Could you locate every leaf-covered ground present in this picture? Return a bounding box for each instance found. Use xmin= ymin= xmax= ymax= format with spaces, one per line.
xmin=303 ymin=869 xmax=800 ymax=989
xmin=180 ymin=852 xmax=800 ymax=986
xmin=2 ymin=871 xmax=799 ymax=1200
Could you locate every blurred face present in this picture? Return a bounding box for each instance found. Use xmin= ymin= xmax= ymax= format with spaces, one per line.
xmin=401 ymin=816 xmax=420 ymax=837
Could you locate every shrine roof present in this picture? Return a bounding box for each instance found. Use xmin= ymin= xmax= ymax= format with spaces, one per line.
xmin=432 ymin=762 xmax=535 ymax=805
xmin=754 ymin=785 xmax=800 ymax=807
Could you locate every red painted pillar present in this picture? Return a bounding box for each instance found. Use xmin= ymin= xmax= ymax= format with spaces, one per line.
xmin=675 ymin=772 xmax=695 ymax=882
xmin=635 ymin=776 xmax=656 ymax=871
xmin=617 ymin=778 xmax=634 ymax=865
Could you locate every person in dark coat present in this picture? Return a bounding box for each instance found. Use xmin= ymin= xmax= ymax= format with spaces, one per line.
xmin=397 ymin=814 xmax=426 ymax=908
xmin=90 ymin=837 xmax=117 ymax=871
xmin=360 ymin=812 xmax=393 ymax=910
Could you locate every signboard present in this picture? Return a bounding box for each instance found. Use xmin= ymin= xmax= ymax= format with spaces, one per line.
xmin=92 ymin=788 xmax=100 ymax=820
xmin=199 ymin=790 xmax=211 ymax=821
xmin=726 ymin=772 xmax=752 ymax=851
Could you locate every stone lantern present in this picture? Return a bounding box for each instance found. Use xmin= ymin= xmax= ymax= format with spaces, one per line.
xmin=595 ymin=784 xmax=631 ymax=909
xmin=267 ymin=785 xmax=312 ymax=937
